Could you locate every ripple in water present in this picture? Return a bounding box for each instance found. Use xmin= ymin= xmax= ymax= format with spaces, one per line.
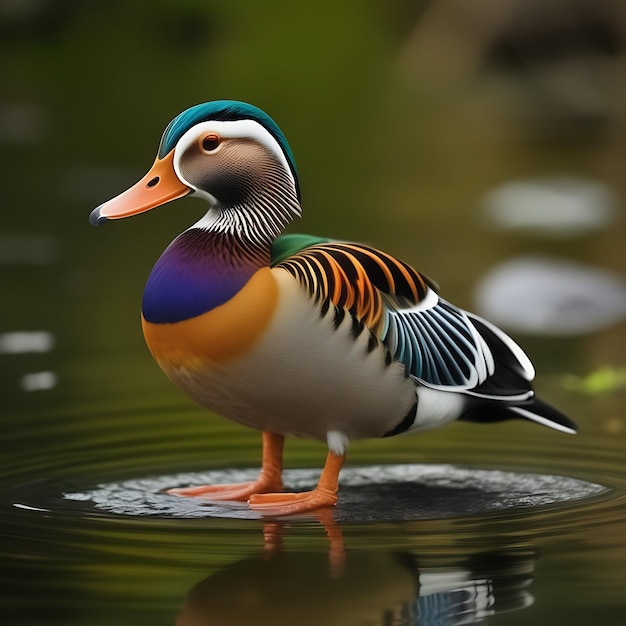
xmin=60 ymin=464 xmax=607 ymax=521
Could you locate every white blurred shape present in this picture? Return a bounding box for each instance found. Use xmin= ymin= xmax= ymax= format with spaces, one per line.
xmin=482 ymin=176 xmax=617 ymax=237
xmin=0 ymin=331 xmax=54 ymax=354
xmin=20 ymin=371 xmax=58 ymax=392
xmin=13 ymin=503 xmax=50 ymax=512
xmin=475 ymin=257 xmax=626 ymax=336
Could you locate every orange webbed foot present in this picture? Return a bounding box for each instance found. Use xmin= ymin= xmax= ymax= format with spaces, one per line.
xmin=166 ymin=478 xmax=283 ymax=502
xmin=249 ymin=487 xmax=338 ymax=516
xmin=250 ymin=448 xmax=345 ymax=516
xmin=167 ymin=431 xmax=285 ymax=503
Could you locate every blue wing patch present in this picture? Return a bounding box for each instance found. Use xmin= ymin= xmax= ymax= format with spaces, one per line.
xmin=383 ymin=288 xmax=535 ymax=399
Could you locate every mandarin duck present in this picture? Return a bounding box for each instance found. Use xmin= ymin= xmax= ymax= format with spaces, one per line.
xmin=90 ymin=100 xmax=577 ymax=515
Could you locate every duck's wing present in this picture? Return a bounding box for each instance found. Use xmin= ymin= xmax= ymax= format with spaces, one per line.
xmin=384 ymin=294 xmax=535 ymax=400
xmin=274 ymin=238 xmax=535 ymax=401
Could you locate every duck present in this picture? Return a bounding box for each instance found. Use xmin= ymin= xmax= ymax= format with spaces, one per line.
xmin=90 ymin=100 xmax=577 ymax=516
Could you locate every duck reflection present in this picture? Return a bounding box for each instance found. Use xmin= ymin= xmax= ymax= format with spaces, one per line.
xmin=176 ymin=522 xmax=534 ymax=626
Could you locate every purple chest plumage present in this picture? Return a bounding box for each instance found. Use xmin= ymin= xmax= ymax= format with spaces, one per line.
xmin=142 ymin=229 xmax=261 ymax=324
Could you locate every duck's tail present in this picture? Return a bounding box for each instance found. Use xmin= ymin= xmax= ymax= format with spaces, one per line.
xmin=461 ymin=396 xmax=578 ymax=434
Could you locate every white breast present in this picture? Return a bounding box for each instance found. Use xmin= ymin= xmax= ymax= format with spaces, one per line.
xmin=164 ymin=269 xmax=417 ymax=444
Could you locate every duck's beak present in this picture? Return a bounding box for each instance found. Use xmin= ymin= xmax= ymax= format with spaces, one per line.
xmin=89 ymin=149 xmax=191 ymax=225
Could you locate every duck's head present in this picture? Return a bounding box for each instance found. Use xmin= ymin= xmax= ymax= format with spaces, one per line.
xmin=90 ymin=100 xmax=302 ymax=239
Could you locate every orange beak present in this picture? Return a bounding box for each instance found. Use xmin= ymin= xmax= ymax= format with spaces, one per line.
xmin=89 ymin=149 xmax=191 ymax=225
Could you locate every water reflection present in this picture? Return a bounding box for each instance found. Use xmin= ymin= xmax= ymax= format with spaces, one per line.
xmin=177 ymin=523 xmax=535 ymax=626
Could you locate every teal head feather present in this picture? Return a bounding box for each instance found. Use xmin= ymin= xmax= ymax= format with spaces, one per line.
xmin=158 ymin=100 xmax=300 ymax=199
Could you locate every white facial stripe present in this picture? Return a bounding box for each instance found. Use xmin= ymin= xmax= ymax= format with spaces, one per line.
xmin=171 ymin=119 xmax=295 ymax=197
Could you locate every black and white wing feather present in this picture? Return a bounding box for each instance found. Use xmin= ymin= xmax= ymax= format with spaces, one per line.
xmin=383 ymin=287 xmax=536 ymax=401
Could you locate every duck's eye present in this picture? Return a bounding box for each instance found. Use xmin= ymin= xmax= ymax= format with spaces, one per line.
xmin=200 ymin=134 xmax=221 ymax=153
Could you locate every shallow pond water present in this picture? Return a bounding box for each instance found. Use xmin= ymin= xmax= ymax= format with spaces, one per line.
xmin=2 ymin=344 xmax=626 ymax=626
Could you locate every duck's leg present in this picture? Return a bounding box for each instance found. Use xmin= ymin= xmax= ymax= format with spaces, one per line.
xmin=166 ymin=431 xmax=284 ymax=501
xmin=249 ymin=449 xmax=345 ymax=515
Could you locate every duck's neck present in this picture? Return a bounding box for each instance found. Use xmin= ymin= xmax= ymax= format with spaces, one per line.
xmin=142 ymin=228 xmax=271 ymax=324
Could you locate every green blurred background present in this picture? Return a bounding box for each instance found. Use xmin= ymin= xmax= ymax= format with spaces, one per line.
xmin=3 ymin=0 xmax=625 ymax=395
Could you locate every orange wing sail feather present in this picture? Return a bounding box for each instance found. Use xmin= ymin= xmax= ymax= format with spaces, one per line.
xmin=278 ymin=242 xmax=434 ymax=335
